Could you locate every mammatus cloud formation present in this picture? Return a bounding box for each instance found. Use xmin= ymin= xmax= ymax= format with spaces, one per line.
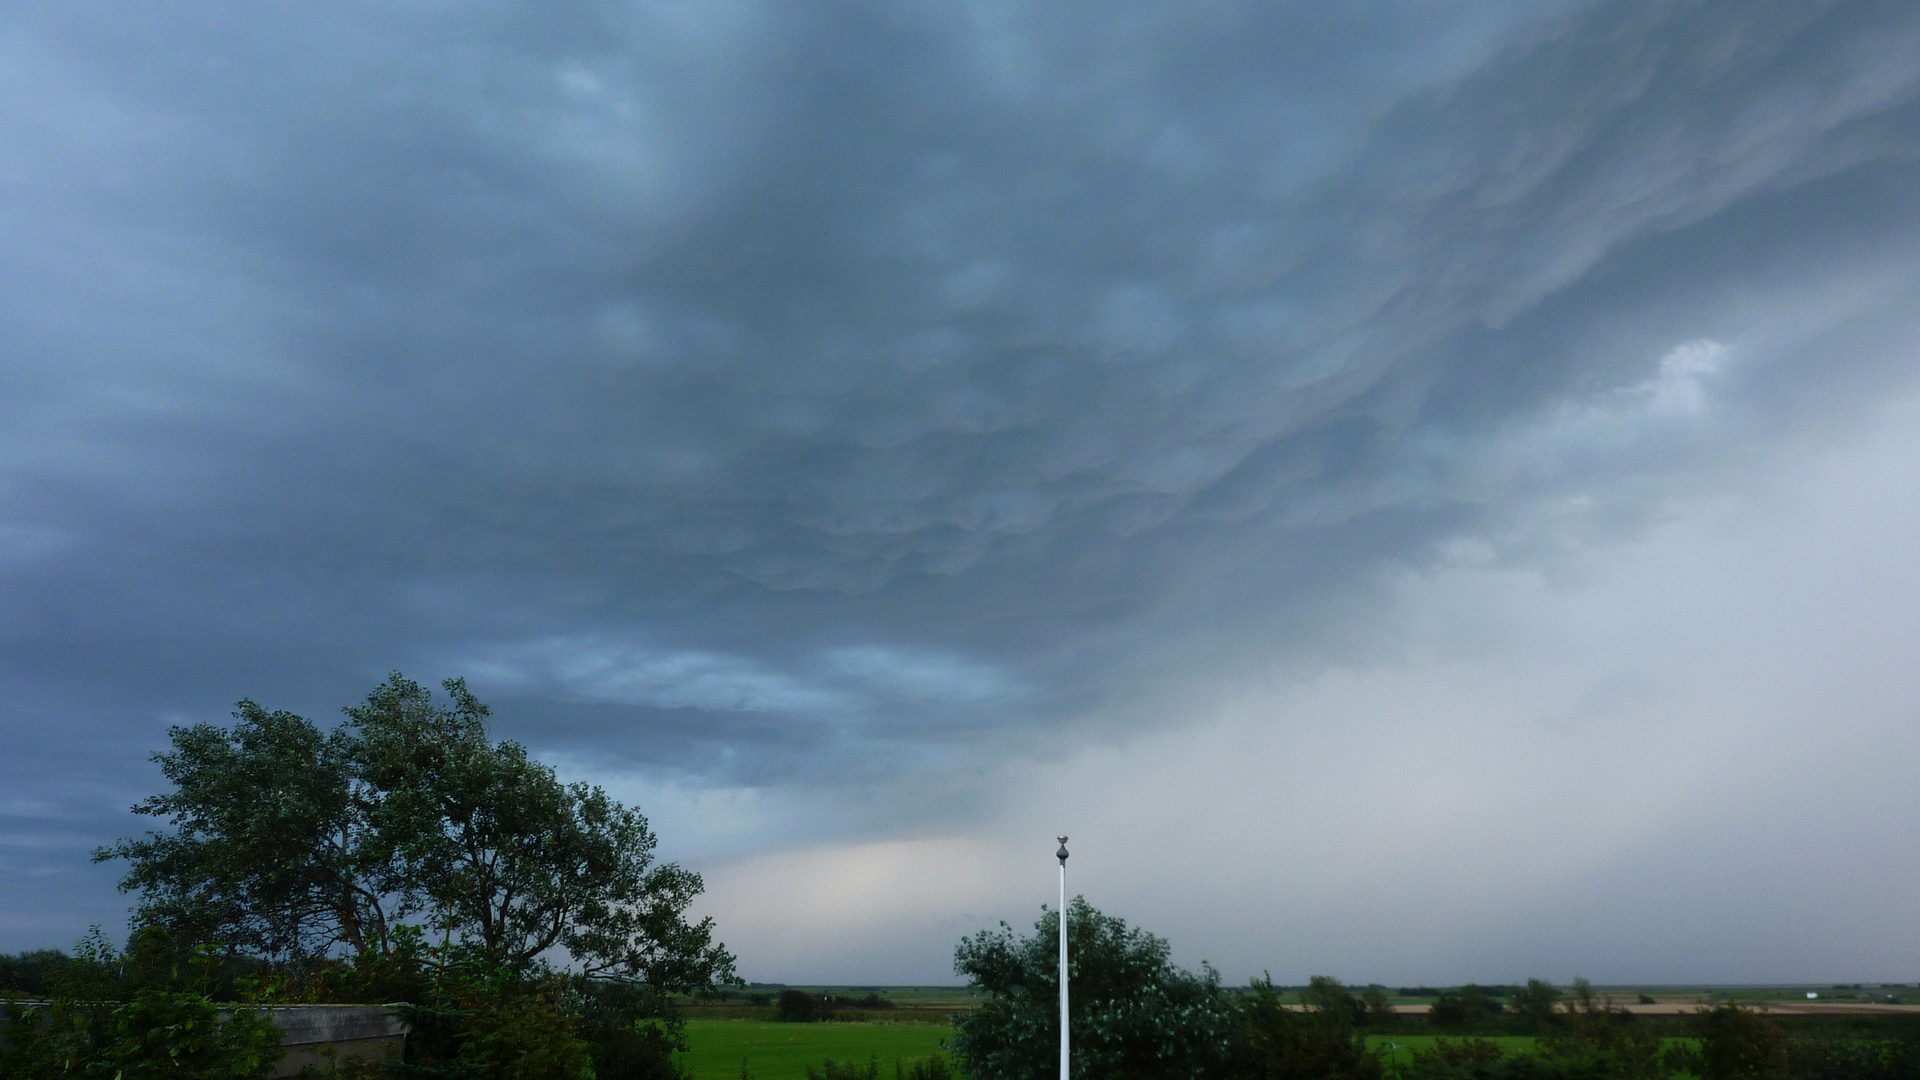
xmin=3 ymin=0 xmax=1920 ymax=982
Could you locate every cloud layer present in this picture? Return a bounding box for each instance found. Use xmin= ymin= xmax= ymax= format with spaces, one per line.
xmin=3 ymin=0 xmax=1920 ymax=980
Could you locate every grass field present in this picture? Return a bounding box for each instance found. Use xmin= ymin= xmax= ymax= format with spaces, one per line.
xmin=677 ymin=1019 xmax=954 ymax=1080
xmin=1365 ymin=1034 xmax=1539 ymax=1067
xmin=678 ymin=1024 xmax=1708 ymax=1080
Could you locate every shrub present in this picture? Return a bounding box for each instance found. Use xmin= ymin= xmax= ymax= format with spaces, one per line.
xmin=897 ymin=1057 xmax=955 ymax=1080
xmin=1300 ymin=977 xmax=1367 ymax=1029
xmin=1532 ymin=981 xmax=1664 ymax=1080
xmin=1694 ymin=1005 xmax=1787 ymax=1080
xmin=0 ymin=987 xmax=284 ymax=1079
xmin=457 ymin=988 xmax=590 ymax=1080
xmin=1234 ymin=975 xmax=1382 ymax=1080
xmin=779 ymin=989 xmax=824 ymax=1023
xmin=576 ymin=981 xmax=692 ymax=1080
xmin=1430 ymin=986 xmax=1505 ymax=1031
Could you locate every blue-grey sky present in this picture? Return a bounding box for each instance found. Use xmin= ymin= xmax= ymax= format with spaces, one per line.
xmin=5 ymin=0 xmax=1920 ymax=985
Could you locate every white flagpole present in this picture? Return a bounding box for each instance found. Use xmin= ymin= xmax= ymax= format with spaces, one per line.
xmin=1057 ymin=835 xmax=1069 ymax=1080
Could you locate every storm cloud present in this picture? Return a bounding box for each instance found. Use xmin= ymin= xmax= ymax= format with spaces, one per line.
xmin=5 ymin=0 xmax=1920 ymax=982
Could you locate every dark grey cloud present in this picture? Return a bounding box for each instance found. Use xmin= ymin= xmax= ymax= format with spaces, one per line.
xmin=5 ymin=0 xmax=1920 ymax=971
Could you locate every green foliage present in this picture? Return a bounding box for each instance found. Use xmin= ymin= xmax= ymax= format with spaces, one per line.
xmin=574 ymin=979 xmax=693 ymax=1080
xmin=0 ymin=992 xmax=285 ymax=1080
xmin=1786 ymin=1032 xmax=1920 ymax=1080
xmin=0 ymin=931 xmax=284 ymax=1080
xmin=0 ymin=949 xmax=71 ymax=998
xmin=1361 ymin=987 xmax=1397 ymax=1027
xmin=950 ymin=897 xmax=1237 ymax=1080
xmin=1301 ymin=976 xmax=1368 ymax=1029
xmin=1693 ymin=1005 xmax=1787 ymax=1080
xmin=770 ymin=992 xmax=895 ymax=1024
xmin=896 ymin=1056 xmax=954 ymax=1080
xmin=457 ymin=986 xmax=591 ymax=1080
xmin=81 ymin=673 xmax=740 ymax=1080
xmin=1529 ymin=982 xmax=1666 ymax=1080
xmin=95 ymin=698 xmax=377 ymax=961
xmin=1508 ymin=982 xmax=1563 ymax=1034
xmin=1430 ymin=987 xmax=1506 ymax=1031
xmin=97 ymin=673 xmax=738 ymax=992
xmin=780 ymin=990 xmax=824 ymax=1023
xmin=1394 ymin=987 xmax=1707 ymax=1080
xmin=1234 ymin=974 xmax=1382 ymax=1080
xmin=391 ymin=971 xmax=590 ymax=1080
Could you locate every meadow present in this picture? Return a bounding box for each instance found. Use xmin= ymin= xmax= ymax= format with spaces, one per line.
xmin=676 ymin=1019 xmax=954 ymax=1080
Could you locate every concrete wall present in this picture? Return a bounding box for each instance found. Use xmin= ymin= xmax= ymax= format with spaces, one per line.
xmin=266 ymin=1004 xmax=408 ymax=1078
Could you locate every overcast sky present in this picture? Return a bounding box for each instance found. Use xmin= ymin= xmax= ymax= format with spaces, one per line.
xmin=5 ymin=0 xmax=1920 ymax=986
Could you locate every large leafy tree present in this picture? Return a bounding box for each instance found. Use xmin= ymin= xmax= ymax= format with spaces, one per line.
xmin=94 ymin=701 xmax=395 ymax=960
xmin=97 ymin=673 xmax=736 ymax=993
xmin=950 ymin=897 xmax=1237 ymax=1080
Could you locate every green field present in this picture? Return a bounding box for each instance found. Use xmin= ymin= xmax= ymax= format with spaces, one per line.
xmin=677 ymin=1019 xmax=954 ymax=1080
xmin=679 ymin=1025 xmax=1705 ymax=1080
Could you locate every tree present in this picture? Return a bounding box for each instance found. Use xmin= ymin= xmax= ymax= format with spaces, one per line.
xmin=949 ymin=897 xmax=1237 ymax=1080
xmin=1429 ymin=985 xmax=1504 ymax=1030
xmin=97 ymin=673 xmax=737 ymax=994
xmin=1300 ymin=976 xmax=1366 ymax=1028
xmin=1235 ymin=975 xmax=1382 ymax=1080
xmin=94 ymin=701 xmax=388 ymax=961
xmin=778 ymin=989 xmax=823 ymax=1022
xmin=1509 ymin=979 xmax=1563 ymax=1033
xmin=1359 ymin=986 xmax=1396 ymax=1027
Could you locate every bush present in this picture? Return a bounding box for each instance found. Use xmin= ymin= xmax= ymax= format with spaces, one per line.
xmin=1508 ymin=981 xmax=1563 ymax=1034
xmin=458 ymin=989 xmax=590 ymax=1080
xmin=1430 ymin=986 xmax=1505 ymax=1031
xmin=395 ymin=974 xmax=592 ymax=1080
xmin=0 ymin=950 xmax=70 ymax=999
xmin=1300 ymin=976 xmax=1368 ymax=1029
xmin=0 ymin=935 xmax=286 ymax=1080
xmin=779 ymin=989 xmax=824 ymax=1023
xmin=1533 ymin=981 xmax=1664 ymax=1080
xmin=1234 ymin=975 xmax=1382 ymax=1080
xmin=576 ymin=981 xmax=692 ymax=1080
xmin=897 ymin=1057 xmax=955 ymax=1080
xmin=1788 ymin=1033 xmax=1920 ymax=1080
xmin=1694 ymin=1005 xmax=1787 ymax=1080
